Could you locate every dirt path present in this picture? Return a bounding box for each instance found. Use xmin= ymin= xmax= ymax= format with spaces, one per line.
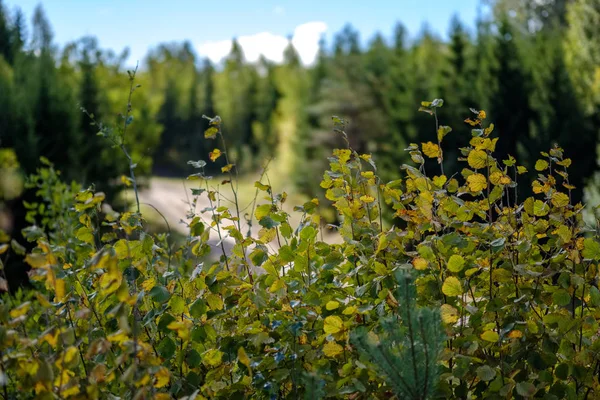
xmin=137 ymin=178 xmax=342 ymax=253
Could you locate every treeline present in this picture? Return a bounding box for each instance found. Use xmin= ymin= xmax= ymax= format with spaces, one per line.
xmin=1 ymin=0 xmax=599 ymax=206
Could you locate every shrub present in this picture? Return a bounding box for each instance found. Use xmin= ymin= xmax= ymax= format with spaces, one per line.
xmin=1 ymin=86 xmax=600 ymax=399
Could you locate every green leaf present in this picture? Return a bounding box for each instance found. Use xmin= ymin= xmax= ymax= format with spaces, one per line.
xmin=447 ymin=255 xmax=465 ymax=273
xmin=552 ymin=289 xmax=571 ymax=306
xmin=589 ymin=286 xmax=600 ymax=307
xmin=157 ymin=337 xmax=177 ymax=358
xmin=555 ymin=363 xmax=569 ymax=380
xmin=516 ymin=381 xmax=536 ymax=397
xmin=149 ymin=286 xmax=170 ymax=303
xmin=169 ymin=295 xmax=186 ymax=314
xmin=533 ymin=200 xmax=549 ymax=217
xmin=476 ymin=365 xmax=496 ymax=382
xmin=480 ymin=330 xmax=499 ymax=342
xmin=582 ymin=238 xmax=600 ymax=260
xmin=190 ymin=298 xmax=207 ymax=318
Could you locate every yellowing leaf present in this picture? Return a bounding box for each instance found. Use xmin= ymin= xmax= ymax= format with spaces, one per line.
xmin=478 ymin=110 xmax=487 ymax=120
xmin=54 ymin=278 xmax=66 ymax=302
xmin=467 ymin=149 xmax=488 ymax=169
xmin=551 ymin=192 xmax=569 ymax=208
xmin=433 ymin=175 xmax=447 ymax=187
xmin=269 ymin=279 xmax=285 ymax=293
xmin=221 ymin=164 xmax=234 ymax=173
xmin=467 ymin=173 xmax=487 ymax=192
xmin=206 ymin=293 xmax=224 ymax=310
xmin=447 ymin=255 xmax=465 ymax=273
xmin=154 ymin=367 xmax=170 ymax=388
xmin=342 ymin=306 xmax=357 ymax=315
xmin=422 ymin=142 xmax=440 ymax=158
xmin=412 ymin=257 xmax=428 ymax=270
xmin=440 ymin=304 xmax=459 ymax=324
xmin=324 ymin=315 xmax=344 ymax=334
xmin=517 ymin=166 xmax=528 ymax=174
xmin=203 ymin=349 xmax=223 ymax=367
xmin=323 ymin=341 xmax=344 ymax=357
xmin=480 ymin=330 xmax=499 ymax=342
xmin=359 ymin=195 xmax=375 ymax=204
xmin=535 ymin=159 xmax=549 ymax=171
xmin=326 ymin=301 xmax=340 ymax=310
xmin=442 ymin=277 xmax=462 ymax=297
xmin=209 ymin=148 xmax=222 ymax=162
xmin=533 ymin=200 xmax=549 ymax=217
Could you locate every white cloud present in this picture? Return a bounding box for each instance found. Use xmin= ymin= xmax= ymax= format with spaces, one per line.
xmin=195 ymin=21 xmax=327 ymax=66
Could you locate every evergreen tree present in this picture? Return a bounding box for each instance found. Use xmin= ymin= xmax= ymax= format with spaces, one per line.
xmin=488 ymin=16 xmax=533 ymax=170
xmin=351 ymin=270 xmax=444 ymax=400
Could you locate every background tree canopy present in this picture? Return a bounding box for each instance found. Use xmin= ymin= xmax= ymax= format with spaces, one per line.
xmin=0 ymin=0 xmax=599 ymax=227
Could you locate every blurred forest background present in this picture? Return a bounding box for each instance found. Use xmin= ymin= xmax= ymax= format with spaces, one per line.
xmin=1 ymin=0 xmax=600 ymax=234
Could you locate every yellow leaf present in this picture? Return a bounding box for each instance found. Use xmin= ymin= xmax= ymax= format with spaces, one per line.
xmin=535 ymin=159 xmax=549 ymax=171
xmin=154 ymin=367 xmax=170 ymax=388
xmin=120 ymin=175 xmax=132 ymax=187
xmin=361 ymin=171 xmax=374 ymax=179
xmin=167 ymin=319 xmax=193 ymax=341
xmin=25 ymin=253 xmax=50 ymax=268
xmin=489 ymin=171 xmax=505 ymax=186
xmin=323 ymin=341 xmax=344 ymax=357
xmin=440 ymin=304 xmax=459 ymax=324
xmin=465 ymin=118 xmax=480 ymax=126
xmin=422 ymin=142 xmax=440 ymax=158
xmin=107 ymin=330 xmax=129 ymax=344
xmin=442 ymin=276 xmax=462 ymax=297
xmin=326 ymin=301 xmax=340 ymax=310
xmin=62 ymin=385 xmax=80 ymax=398
xmin=508 ymin=330 xmax=523 ymax=339
xmin=323 ymin=315 xmax=344 ymax=334
xmin=136 ymin=374 xmax=151 ymax=388
xmin=342 ymin=306 xmax=357 ymax=315
xmin=467 ymin=173 xmax=487 ymax=192
xmin=141 ymin=277 xmax=155 ymax=292
xmin=467 ymin=149 xmax=488 ymax=169
xmin=551 ymin=192 xmax=569 ymax=208
xmin=40 ymin=330 xmax=59 ymax=348
xmin=209 ymin=148 xmax=222 ymax=162
xmin=359 ymin=195 xmax=375 ymax=204
xmin=155 ymin=394 xmax=172 ymax=400
xmin=63 ymin=346 xmax=78 ymax=364
xmin=412 ymin=257 xmax=428 ymax=271
xmin=9 ymin=302 xmax=30 ymax=318
xmin=55 ymin=278 xmax=66 ymax=302
xmin=480 ymin=330 xmax=499 ymax=342
xmin=517 ymin=166 xmax=528 ymax=174
xmin=0 ymin=244 xmax=8 ymax=255
xmin=238 ymin=347 xmax=251 ymax=368
xmin=221 ymin=163 xmax=234 ymax=173
xmin=478 ymin=110 xmax=487 ymax=120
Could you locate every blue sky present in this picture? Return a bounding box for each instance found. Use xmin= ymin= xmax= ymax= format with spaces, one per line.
xmin=6 ymin=0 xmax=482 ymax=65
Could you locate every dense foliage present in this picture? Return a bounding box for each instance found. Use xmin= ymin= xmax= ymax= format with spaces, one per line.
xmin=2 ymin=89 xmax=600 ymax=399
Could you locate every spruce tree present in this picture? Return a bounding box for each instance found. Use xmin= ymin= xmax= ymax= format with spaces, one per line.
xmin=351 ymin=270 xmax=444 ymax=400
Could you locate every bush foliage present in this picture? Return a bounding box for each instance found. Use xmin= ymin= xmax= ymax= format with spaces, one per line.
xmin=2 ymin=90 xmax=600 ymax=400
